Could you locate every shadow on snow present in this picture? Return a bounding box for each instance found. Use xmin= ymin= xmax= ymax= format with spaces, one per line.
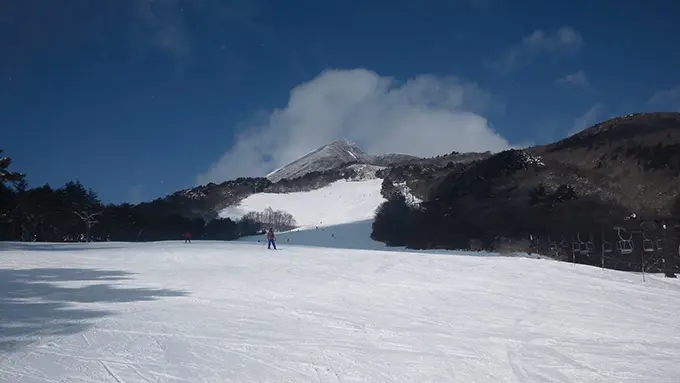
xmin=239 ymin=219 xmax=503 ymax=257
xmin=0 ymin=267 xmax=188 ymax=353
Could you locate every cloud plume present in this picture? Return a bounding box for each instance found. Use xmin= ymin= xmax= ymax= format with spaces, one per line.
xmin=197 ymin=69 xmax=511 ymax=185
xmin=488 ymin=26 xmax=584 ymax=74
xmin=569 ymin=103 xmax=603 ymax=136
xmin=555 ymin=70 xmax=590 ymax=88
xmin=648 ymin=87 xmax=680 ymax=112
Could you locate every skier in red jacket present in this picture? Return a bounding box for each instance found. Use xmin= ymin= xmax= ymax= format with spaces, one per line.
xmin=184 ymin=232 xmax=191 ymax=244
xmin=266 ymin=228 xmax=276 ymax=250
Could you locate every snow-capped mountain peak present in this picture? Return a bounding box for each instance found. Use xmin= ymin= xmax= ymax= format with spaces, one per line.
xmin=266 ymin=140 xmax=417 ymax=182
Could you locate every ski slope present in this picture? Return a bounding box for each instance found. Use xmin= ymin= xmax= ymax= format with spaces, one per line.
xmin=2 ymin=241 xmax=680 ymax=382
xmin=219 ymin=179 xmax=385 ymax=228
xmin=236 ymin=220 xmax=496 ymax=256
xmin=239 ymin=219 xmax=391 ymax=251
xmin=220 ymin=178 xmax=402 ymax=251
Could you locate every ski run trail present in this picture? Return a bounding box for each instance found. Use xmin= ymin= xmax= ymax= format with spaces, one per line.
xmin=2 ymin=241 xmax=680 ymax=382
xmin=219 ymin=179 xmax=386 ymax=229
xmin=2 ymin=179 xmax=680 ymax=382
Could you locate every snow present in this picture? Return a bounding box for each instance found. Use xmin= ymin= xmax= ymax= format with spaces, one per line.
xmin=266 ymin=140 xmax=373 ymax=182
xmin=2 ymin=241 xmax=680 ymax=382
xmin=236 ymin=220 xmax=499 ymax=257
xmin=265 ymin=140 xmax=412 ymax=182
xmin=518 ymin=150 xmax=545 ymax=168
xmin=394 ymin=181 xmax=422 ymax=206
xmin=220 ymin=179 xmax=386 ymax=229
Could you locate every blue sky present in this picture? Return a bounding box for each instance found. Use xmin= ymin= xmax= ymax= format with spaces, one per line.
xmin=2 ymin=0 xmax=679 ymax=204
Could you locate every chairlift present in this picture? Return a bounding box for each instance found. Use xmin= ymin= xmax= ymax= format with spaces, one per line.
xmin=656 ymin=238 xmax=664 ymax=250
xmin=601 ymin=231 xmax=613 ymax=253
xmin=559 ymin=236 xmax=568 ymax=248
xmin=579 ymin=242 xmax=589 ymax=254
xmin=577 ymin=232 xmax=591 ymax=254
xmin=618 ymin=240 xmax=634 ymax=255
xmin=642 ymin=232 xmax=655 ymax=253
xmin=614 ymin=226 xmax=634 ymax=255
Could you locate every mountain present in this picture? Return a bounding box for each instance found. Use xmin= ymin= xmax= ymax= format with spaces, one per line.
xmin=137 ymin=112 xmax=680 ymax=275
xmin=142 ymin=139 xmax=491 ymax=221
xmin=266 ymin=139 xmax=419 ymax=182
xmin=141 ymin=140 xmax=409 ymax=220
xmin=372 ymin=112 xmax=680 ymax=274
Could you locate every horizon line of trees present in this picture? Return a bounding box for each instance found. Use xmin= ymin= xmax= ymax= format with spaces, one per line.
xmin=0 ymin=150 xmax=297 ymax=242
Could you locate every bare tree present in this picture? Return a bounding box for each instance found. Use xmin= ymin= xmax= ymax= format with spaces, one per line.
xmin=243 ymin=207 xmax=297 ymax=232
xmin=73 ymin=210 xmax=102 ymax=242
xmin=60 ymin=181 xmax=103 ymax=242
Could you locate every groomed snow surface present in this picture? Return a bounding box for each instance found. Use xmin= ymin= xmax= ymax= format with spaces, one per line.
xmin=219 ymin=179 xmax=386 ymax=229
xmin=221 ymin=179 xmax=405 ymax=251
xmin=2 ymin=241 xmax=680 ymax=382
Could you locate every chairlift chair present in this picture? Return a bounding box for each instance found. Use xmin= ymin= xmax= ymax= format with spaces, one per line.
xmin=559 ymin=236 xmax=568 ymax=249
xmin=656 ymin=238 xmax=664 ymax=250
xmin=618 ymin=240 xmax=634 ymax=255
xmin=602 ymin=240 xmax=613 ymax=253
xmin=577 ymin=233 xmax=590 ymax=254
xmin=614 ymin=226 xmax=634 ymax=255
xmin=642 ymin=232 xmax=655 ymax=253
xmin=579 ymin=242 xmax=589 ymax=254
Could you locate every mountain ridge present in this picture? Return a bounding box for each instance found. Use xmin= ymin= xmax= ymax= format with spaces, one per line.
xmin=372 ymin=112 xmax=680 ymax=274
xmin=265 ymin=139 xmax=419 ymax=183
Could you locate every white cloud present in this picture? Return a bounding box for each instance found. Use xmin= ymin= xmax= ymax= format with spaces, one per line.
xmin=569 ymin=103 xmax=603 ymax=136
xmin=488 ymin=27 xmax=584 ymax=74
xmin=197 ymin=68 xmax=511 ymax=185
xmin=648 ymin=87 xmax=680 ymax=112
xmin=555 ymin=70 xmax=589 ymax=88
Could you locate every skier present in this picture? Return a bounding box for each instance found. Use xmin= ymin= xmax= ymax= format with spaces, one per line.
xmin=266 ymin=228 xmax=277 ymax=250
xmin=184 ymin=231 xmax=191 ymax=244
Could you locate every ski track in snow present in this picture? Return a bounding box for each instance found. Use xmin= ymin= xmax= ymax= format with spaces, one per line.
xmin=1 ymin=241 xmax=680 ymax=382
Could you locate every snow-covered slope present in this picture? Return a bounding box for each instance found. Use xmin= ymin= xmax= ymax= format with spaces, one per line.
xmin=2 ymin=241 xmax=679 ymax=382
xmin=266 ymin=139 xmax=418 ymax=182
xmin=220 ymin=178 xmax=385 ymax=228
xmin=267 ymin=140 xmax=374 ymax=182
xmin=239 ymin=220 xmax=389 ymax=251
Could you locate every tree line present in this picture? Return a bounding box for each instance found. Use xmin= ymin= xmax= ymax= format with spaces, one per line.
xmin=370 ymin=149 xmax=680 ymax=274
xmin=0 ymin=150 xmax=295 ymax=242
xmin=242 ymin=207 xmax=297 ymax=232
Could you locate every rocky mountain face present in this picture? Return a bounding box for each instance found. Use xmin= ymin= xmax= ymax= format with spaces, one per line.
xmin=372 ymin=112 xmax=680 ymax=274
xmin=266 ymin=139 xmax=418 ymax=182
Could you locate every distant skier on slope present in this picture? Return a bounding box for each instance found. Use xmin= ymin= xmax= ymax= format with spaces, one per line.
xmin=267 ymin=228 xmax=277 ymax=250
xmin=184 ymin=231 xmax=191 ymax=244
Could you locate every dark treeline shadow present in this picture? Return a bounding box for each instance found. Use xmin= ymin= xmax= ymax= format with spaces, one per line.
xmin=0 ymin=267 xmax=188 ymax=353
